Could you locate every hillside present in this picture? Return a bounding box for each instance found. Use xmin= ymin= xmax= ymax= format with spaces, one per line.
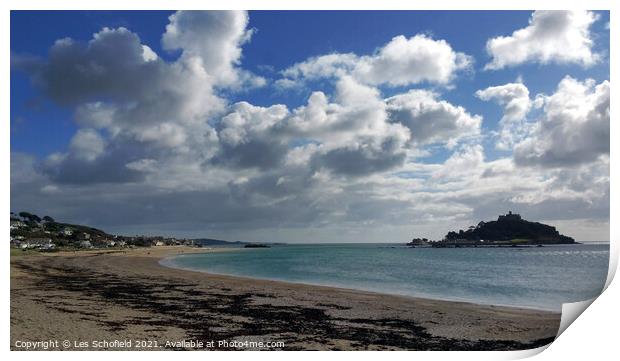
xmin=192 ymin=238 xmax=246 ymax=246
xmin=443 ymin=212 xmax=576 ymax=245
xmin=10 ymin=211 xmax=194 ymax=250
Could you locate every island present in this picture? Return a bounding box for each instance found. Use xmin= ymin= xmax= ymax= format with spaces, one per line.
xmin=244 ymin=243 xmax=271 ymax=248
xmin=408 ymin=212 xmax=577 ymax=248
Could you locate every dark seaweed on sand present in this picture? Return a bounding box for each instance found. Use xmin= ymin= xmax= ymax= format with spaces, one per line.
xmin=12 ymin=257 xmax=555 ymax=351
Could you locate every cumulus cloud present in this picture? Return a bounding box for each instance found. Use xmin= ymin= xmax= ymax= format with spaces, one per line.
xmin=14 ymin=12 xmax=264 ymax=184
xmin=279 ymin=34 xmax=471 ymax=88
xmin=69 ymin=129 xmax=106 ymax=162
xmin=485 ymin=10 xmax=600 ymax=70
xmin=213 ymin=102 xmax=290 ymax=169
xmin=476 ymin=83 xmax=531 ymax=123
xmin=513 ymin=76 xmax=609 ymax=167
xmin=288 ymin=77 xmax=411 ymax=176
xmin=284 ymin=77 xmax=480 ymax=166
xmin=14 ymin=27 xmax=168 ymax=105
xmin=432 ymin=144 xmax=485 ymax=180
xmin=74 ymin=102 xmax=117 ymax=129
xmin=213 ymin=76 xmax=414 ymax=176
xmin=16 ymin=25 xmax=226 ymax=132
xmin=476 ymin=82 xmax=532 ymax=149
xmin=210 ymin=75 xmax=479 ymax=178
xmin=279 ymin=53 xmax=358 ymax=86
xmin=386 ymin=89 xmax=481 ymax=146
xmin=41 ymin=147 xmax=146 ymax=185
xmin=162 ymin=10 xmax=265 ymax=88
xmin=14 ymin=15 xmax=481 ymax=186
xmin=141 ymin=45 xmax=158 ymax=62
xmin=315 ymin=135 xmax=408 ymax=176
xmin=11 ymin=11 xmax=491 ymax=224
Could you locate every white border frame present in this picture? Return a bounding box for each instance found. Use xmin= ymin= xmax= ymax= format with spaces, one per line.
xmin=2 ymin=1 xmax=616 ymax=360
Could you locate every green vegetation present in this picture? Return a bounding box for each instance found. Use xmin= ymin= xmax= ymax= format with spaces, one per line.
xmin=409 ymin=212 xmax=577 ymax=248
xmin=443 ymin=212 xmax=575 ymax=245
xmin=10 ymin=211 xmax=195 ymax=251
xmin=18 ymin=211 xmax=41 ymax=224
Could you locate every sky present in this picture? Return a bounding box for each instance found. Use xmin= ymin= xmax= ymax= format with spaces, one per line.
xmin=10 ymin=10 xmax=610 ymax=242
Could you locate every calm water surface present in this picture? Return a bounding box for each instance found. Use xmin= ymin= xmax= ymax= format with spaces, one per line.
xmin=161 ymin=243 xmax=609 ymax=311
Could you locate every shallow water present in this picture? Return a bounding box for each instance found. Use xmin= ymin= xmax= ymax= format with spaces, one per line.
xmin=162 ymin=243 xmax=609 ymax=311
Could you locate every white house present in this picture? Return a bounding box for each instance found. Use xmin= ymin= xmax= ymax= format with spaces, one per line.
xmin=10 ymin=220 xmax=26 ymax=230
xmin=21 ymin=238 xmax=54 ymax=250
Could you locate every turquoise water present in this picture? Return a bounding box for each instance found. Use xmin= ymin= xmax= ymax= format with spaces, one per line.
xmin=161 ymin=243 xmax=610 ymax=311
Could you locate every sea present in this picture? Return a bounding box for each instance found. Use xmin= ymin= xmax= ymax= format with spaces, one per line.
xmin=161 ymin=243 xmax=610 ymax=311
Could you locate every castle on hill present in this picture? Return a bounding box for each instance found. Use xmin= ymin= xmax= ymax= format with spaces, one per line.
xmin=408 ymin=212 xmax=576 ymax=247
xmin=498 ymin=211 xmax=522 ymax=222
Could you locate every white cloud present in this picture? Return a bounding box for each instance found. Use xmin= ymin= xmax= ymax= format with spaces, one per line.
xmin=274 ymin=78 xmax=299 ymax=90
xmin=476 ymin=82 xmax=532 ymax=150
xmin=141 ymin=45 xmax=158 ymax=62
xmin=514 ymin=76 xmax=609 ymax=167
xmin=476 ymin=83 xmax=531 ymax=123
xmin=485 ymin=11 xmax=600 ymax=70
xmin=214 ymin=76 xmax=412 ymax=176
xmin=279 ymin=34 xmax=471 ymax=88
xmin=432 ymin=144 xmax=485 ymax=180
xmin=353 ymin=35 xmax=472 ymax=86
xmin=292 ymin=77 xmax=411 ymax=176
xmin=136 ymin=123 xmax=188 ymax=148
xmin=213 ymin=102 xmax=290 ymax=169
xmin=74 ymin=102 xmax=117 ymax=129
xmin=125 ymin=158 xmax=158 ymax=172
xmin=386 ymin=89 xmax=481 ymax=146
xmin=221 ymin=102 xmax=289 ymax=145
xmin=280 ymin=53 xmax=358 ymax=84
xmin=69 ymin=129 xmax=106 ymax=162
xmin=14 ymin=13 xmax=262 ymax=183
xmin=162 ymin=10 xmax=264 ymax=88
xmin=14 ymin=17 xmax=485 ymax=185
xmin=284 ymin=77 xmax=480 ymax=156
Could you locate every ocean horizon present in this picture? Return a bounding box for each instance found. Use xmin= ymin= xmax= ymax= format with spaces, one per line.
xmin=161 ymin=243 xmax=609 ymax=312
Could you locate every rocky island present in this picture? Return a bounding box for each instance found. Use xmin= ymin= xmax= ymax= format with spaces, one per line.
xmin=244 ymin=243 xmax=271 ymax=248
xmin=408 ymin=212 xmax=576 ymax=248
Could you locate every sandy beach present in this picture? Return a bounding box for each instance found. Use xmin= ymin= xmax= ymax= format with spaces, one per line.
xmin=10 ymin=246 xmax=561 ymax=350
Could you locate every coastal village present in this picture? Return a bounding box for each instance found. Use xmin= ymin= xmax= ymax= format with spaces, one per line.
xmin=10 ymin=211 xmax=195 ymax=251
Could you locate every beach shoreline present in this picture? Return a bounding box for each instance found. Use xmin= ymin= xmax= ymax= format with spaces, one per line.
xmin=11 ymin=246 xmax=561 ymax=350
xmin=158 ymin=248 xmax=563 ymax=313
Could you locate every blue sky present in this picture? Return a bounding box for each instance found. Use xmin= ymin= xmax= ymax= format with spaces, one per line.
xmin=10 ymin=11 xmax=610 ymax=242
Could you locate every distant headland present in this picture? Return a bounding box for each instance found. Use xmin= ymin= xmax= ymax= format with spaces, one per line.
xmin=9 ymin=211 xmax=273 ymax=251
xmin=408 ymin=212 xmax=577 ymax=248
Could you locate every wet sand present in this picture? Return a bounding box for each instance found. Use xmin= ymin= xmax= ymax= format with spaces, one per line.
xmin=10 ymin=246 xmax=561 ymax=350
